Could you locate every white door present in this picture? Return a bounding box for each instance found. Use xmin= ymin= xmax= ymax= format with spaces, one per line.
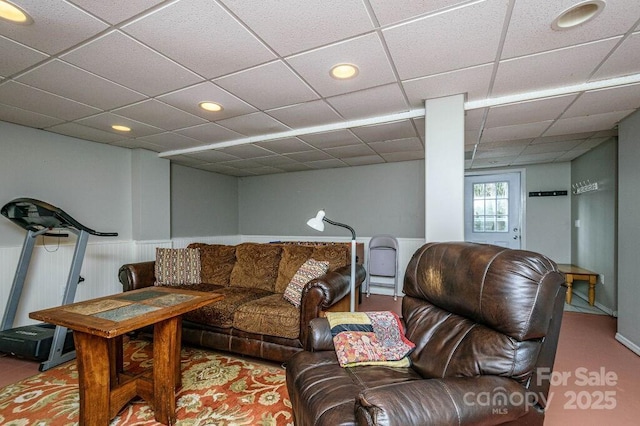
xmin=464 ymin=172 xmax=522 ymax=249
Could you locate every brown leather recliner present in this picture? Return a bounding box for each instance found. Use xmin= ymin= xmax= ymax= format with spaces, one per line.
xmin=286 ymin=242 xmax=566 ymax=425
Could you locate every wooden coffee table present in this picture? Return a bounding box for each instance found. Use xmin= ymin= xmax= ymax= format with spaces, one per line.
xmin=30 ymin=286 xmax=223 ymax=425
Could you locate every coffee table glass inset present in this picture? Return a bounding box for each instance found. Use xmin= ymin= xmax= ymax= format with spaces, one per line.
xmin=30 ymin=287 xmax=223 ymax=425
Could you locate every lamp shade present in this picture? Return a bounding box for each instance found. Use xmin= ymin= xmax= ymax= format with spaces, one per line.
xmin=306 ymin=210 xmax=325 ymax=232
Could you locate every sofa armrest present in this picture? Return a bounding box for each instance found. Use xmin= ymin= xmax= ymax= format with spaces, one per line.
xmin=355 ymin=376 xmax=536 ymax=426
xmin=118 ymin=261 xmax=156 ymax=292
xmin=299 ymin=264 xmax=366 ymax=349
xmin=307 ymin=317 xmax=334 ymax=351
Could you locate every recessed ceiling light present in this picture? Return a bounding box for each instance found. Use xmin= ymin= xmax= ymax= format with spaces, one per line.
xmin=199 ymin=101 xmax=224 ymax=112
xmin=111 ymin=125 xmax=131 ymax=132
xmin=0 ymin=0 xmax=33 ymax=25
xmin=552 ymin=1 xmax=605 ymax=31
xmin=330 ymin=64 xmax=359 ymax=80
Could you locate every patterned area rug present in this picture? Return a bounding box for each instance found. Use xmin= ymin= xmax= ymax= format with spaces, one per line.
xmin=0 ymin=339 xmax=293 ymax=425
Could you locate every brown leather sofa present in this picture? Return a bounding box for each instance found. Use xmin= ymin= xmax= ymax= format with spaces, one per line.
xmin=286 ymin=242 xmax=566 ymax=425
xmin=118 ymin=241 xmax=365 ymax=363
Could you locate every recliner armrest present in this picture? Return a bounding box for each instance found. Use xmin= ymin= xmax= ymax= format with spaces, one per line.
xmin=118 ymin=261 xmax=156 ymax=292
xmin=355 ymin=376 xmax=537 ymax=426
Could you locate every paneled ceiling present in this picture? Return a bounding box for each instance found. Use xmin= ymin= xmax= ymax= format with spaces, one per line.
xmin=1 ymin=0 xmax=639 ymax=176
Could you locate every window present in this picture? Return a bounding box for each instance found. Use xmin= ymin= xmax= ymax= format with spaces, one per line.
xmin=473 ymin=181 xmax=509 ymax=233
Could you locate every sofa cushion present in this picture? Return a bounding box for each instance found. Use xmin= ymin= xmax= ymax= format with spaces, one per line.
xmin=229 ymin=243 xmax=282 ymax=292
xmin=155 ymin=248 xmax=201 ymax=286
xmin=311 ymin=245 xmax=350 ymax=270
xmin=283 ymin=258 xmax=330 ymax=307
xmin=274 ymin=245 xmax=315 ymax=293
xmin=187 ymin=243 xmax=236 ymax=285
xmin=234 ymin=294 xmax=301 ymax=340
xmin=180 ymin=285 xmax=272 ymax=328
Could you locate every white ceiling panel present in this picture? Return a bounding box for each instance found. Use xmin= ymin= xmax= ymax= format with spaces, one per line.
xmin=183 ymin=150 xmax=240 ymax=164
xmin=215 ymin=61 xmax=318 ymax=110
xmin=342 ymin=155 xmax=386 ymax=166
xmin=266 ymin=100 xmax=343 ymax=128
xmin=217 ymin=112 xmax=290 ymax=136
xmin=379 ymin=150 xmax=424 ymax=162
xmin=286 ymin=33 xmax=396 ymax=97
xmin=368 ymin=137 xmax=423 ymax=153
xmin=133 ymin=132 xmax=204 ymax=151
xmin=77 ymin=112 xmax=163 ymax=138
xmin=465 ymin=108 xmax=487 ymax=131
xmin=61 ymin=31 xmax=203 ymax=96
xmin=592 ymin=32 xmax=640 ymax=80
xmin=69 ymin=0 xmax=166 ymax=25
xmin=383 ymin=0 xmax=508 ymax=80
xmin=286 ymin=150 xmax=334 ymax=162
xmin=0 ymin=0 xmax=108 ymax=54
xmin=17 ymin=60 xmax=146 ymax=110
xmin=0 ymin=104 xmax=64 ymax=128
xmin=254 ymin=137 xmax=315 ymax=154
xmin=481 ymin=121 xmax=553 ymax=143
xmin=175 ymin=123 xmax=243 ymax=144
xmin=485 ymin=95 xmax=577 ymax=128
xmin=158 ymin=82 xmax=257 ymax=121
xmin=512 ymin=152 xmax=561 ymax=165
xmin=217 ymin=144 xmax=275 ymax=159
xmin=123 ymin=0 xmax=276 ymax=79
xmin=0 ymin=81 xmax=100 ymax=121
xmin=544 ymin=110 xmax=636 ymax=136
xmin=47 ymin=122 xmax=125 ymax=144
xmin=299 ymin=129 xmax=362 ymax=149
xmin=521 ymin=139 xmax=584 ymax=155
xmin=563 ymin=83 xmax=640 ymax=118
xmin=221 ymin=0 xmax=374 ymax=56
xmin=368 ymin=0 xmax=476 ymax=26
xmin=324 ymin=143 xmax=377 ymax=158
xmin=492 ymin=38 xmax=620 ymax=97
xmin=113 ymin=100 xmax=207 ymax=131
xmin=0 ymin=36 xmax=48 ymax=77
xmin=305 ymin=158 xmax=348 ymax=169
xmin=502 ymin=0 xmax=640 ymax=59
xmin=350 ymin=120 xmax=417 ymax=143
xmin=327 ymin=83 xmax=409 ymax=119
xmin=403 ymin=64 xmax=493 ymax=108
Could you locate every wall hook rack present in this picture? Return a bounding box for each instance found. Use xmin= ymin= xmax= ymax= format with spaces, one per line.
xmin=572 ymin=180 xmax=599 ymax=195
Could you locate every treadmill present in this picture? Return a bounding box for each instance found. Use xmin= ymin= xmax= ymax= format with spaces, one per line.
xmin=0 ymin=198 xmax=117 ymax=370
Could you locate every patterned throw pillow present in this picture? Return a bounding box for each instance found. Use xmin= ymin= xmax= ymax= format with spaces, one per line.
xmin=155 ymin=248 xmax=201 ymax=286
xmin=283 ymin=259 xmax=330 ymax=307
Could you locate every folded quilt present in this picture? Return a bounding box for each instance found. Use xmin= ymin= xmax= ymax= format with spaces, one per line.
xmin=326 ymin=311 xmax=415 ymax=367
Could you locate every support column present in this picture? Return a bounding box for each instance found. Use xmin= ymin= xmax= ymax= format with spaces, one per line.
xmin=424 ymin=94 xmax=465 ymax=242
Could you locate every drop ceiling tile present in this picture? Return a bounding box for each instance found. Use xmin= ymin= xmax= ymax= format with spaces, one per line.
xmin=175 ymin=123 xmax=243 ymax=144
xmin=266 ymin=100 xmax=342 ymax=128
xmin=111 ymin=138 xmax=162 ymax=151
xmin=18 ymin=60 xmax=146 ymax=110
xmin=77 ymin=112 xmax=164 ymax=138
xmin=465 ymin=108 xmax=487 ymax=131
xmin=299 ymin=129 xmax=361 ymax=149
xmin=222 ymin=0 xmax=374 ymax=56
xmin=511 ymin=152 xmax=561 ymax=165
xmin=217 ymin=112 xmax=290 ymax=136
xmin=323 ymin=144 xmax=376 ymax=158
xmin=254 ymin=137 xmax=315 ymax=154
xmin=243 ymin=166 xmax=284 ymax=175
xmin=481 ymin=121 xmax=553 ymax=143
xmin=531 ymin=132 xmax=595 ymax=144
xmin=305 ymin=158 xmax=348 ymax=169
xmin=485 ymin=95 xmax=577 ymax=128
xmin=277 ymin=162 xmax=314 ymax=172
xmin=368 ymin=137 xmax=423 ymax=153
xmin=217 ymin=144 xmax=275 ymax=159
xmin=465 ymin=129 xmax=481 ymax=146
xmin=544 ymin=110 xmax=635 ymax=136
xmin=471 ymin=157 xmax=518 ymax=168
xmin=70 ymin=0 xmax=166 ymax=25
xmin=562 ymin=83 xmax=640 ymax=118
xmin=593 ymin=129 xmax=618 ymax=138
xmin=215 ymin=61 xmax=318 ymax=110
xmin=492 ymin=38 xmax=620 ymax=97
xmin=478 ymin=138 xmax=533 ymax=149
xmin=134 ymin=132 xmax=204 ymax=151
xmin=62 ymin=31 xmax=203 ymax=96
xmin=219 ymin=159 xmax=265 ymax=169
xmin=287 ymin=33 xmax=396 ymax=97
xmin=383 ymin=0 xmax=508 ymax=80
xmin=521 ymin=140 xmax=583 ymax=155
xmin=253 ymin=155 xmax=299 ymax=167
xmin=593 ymin=32 xmax=640 ymax=80
xmin=403 ymin=64 xmax=493 ymax=108
xmin=413 ymin=117 xmax=425 ymax=142
xmin=350 ymin=120 xmax=417 ymax=143
xmin=0 ymin=0 xmax=108 ymax=54
xmin=327 ymin=84 xmax=409 ymax=120
xmin=158 ymin=82 xmax=257 ymax=121
xmin=167 ymin=154 xmax=208 ymax=167
xmin=554 ymin=149 xmax=591 ymax=162
xmin=0 ymin=81 xmax=100 ymax=121
xmin=113 ymin=99 xmax=207 ymax=131
xmin=571 ymin=137 xmax=609 ymax=151
xmin=0 ymin=36 xmax=49 ymax=77
xmin=341 ymin=155 xmax=386 ymax=166
xmin=502 ymin=0 xmax=640 ymax=59
xmin=286 ymin=150 xmax=333 ymax=162
xmin=123 ymin=0 xmax=275 ymax=79
xmin=47 ymin=122 xmax=125 ymax=143
xmin=379 ymin=151 xmax=424 ymax=162
xmin=475 ymin=145 xmax=526 ymax=159
xmin=369 ymin=0 xmax=475 ymax=26
xmin=0 ymin=103 xmax=64 ymax=128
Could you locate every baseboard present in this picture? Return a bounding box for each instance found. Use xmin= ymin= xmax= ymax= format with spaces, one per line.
xmin=571 ymin=290 xmax=616 ymax=316
xmin=615 ymin=333 xmax=640 ymax=356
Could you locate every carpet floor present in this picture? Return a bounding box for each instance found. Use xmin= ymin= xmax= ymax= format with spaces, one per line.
xmin=0 ymin=339 xmax=292 ymax=425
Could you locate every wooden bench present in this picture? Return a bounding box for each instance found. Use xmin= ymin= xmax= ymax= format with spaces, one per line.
xmin=557 ymin=264 xmax=598 ymax=306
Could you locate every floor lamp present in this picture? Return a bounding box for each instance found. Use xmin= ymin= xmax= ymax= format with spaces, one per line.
xmin=307 ymin=210 xmax=357 ymax=312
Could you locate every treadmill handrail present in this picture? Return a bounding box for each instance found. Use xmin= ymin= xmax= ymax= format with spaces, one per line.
xmin=1 ymin=198 xmax=118 ymax=237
